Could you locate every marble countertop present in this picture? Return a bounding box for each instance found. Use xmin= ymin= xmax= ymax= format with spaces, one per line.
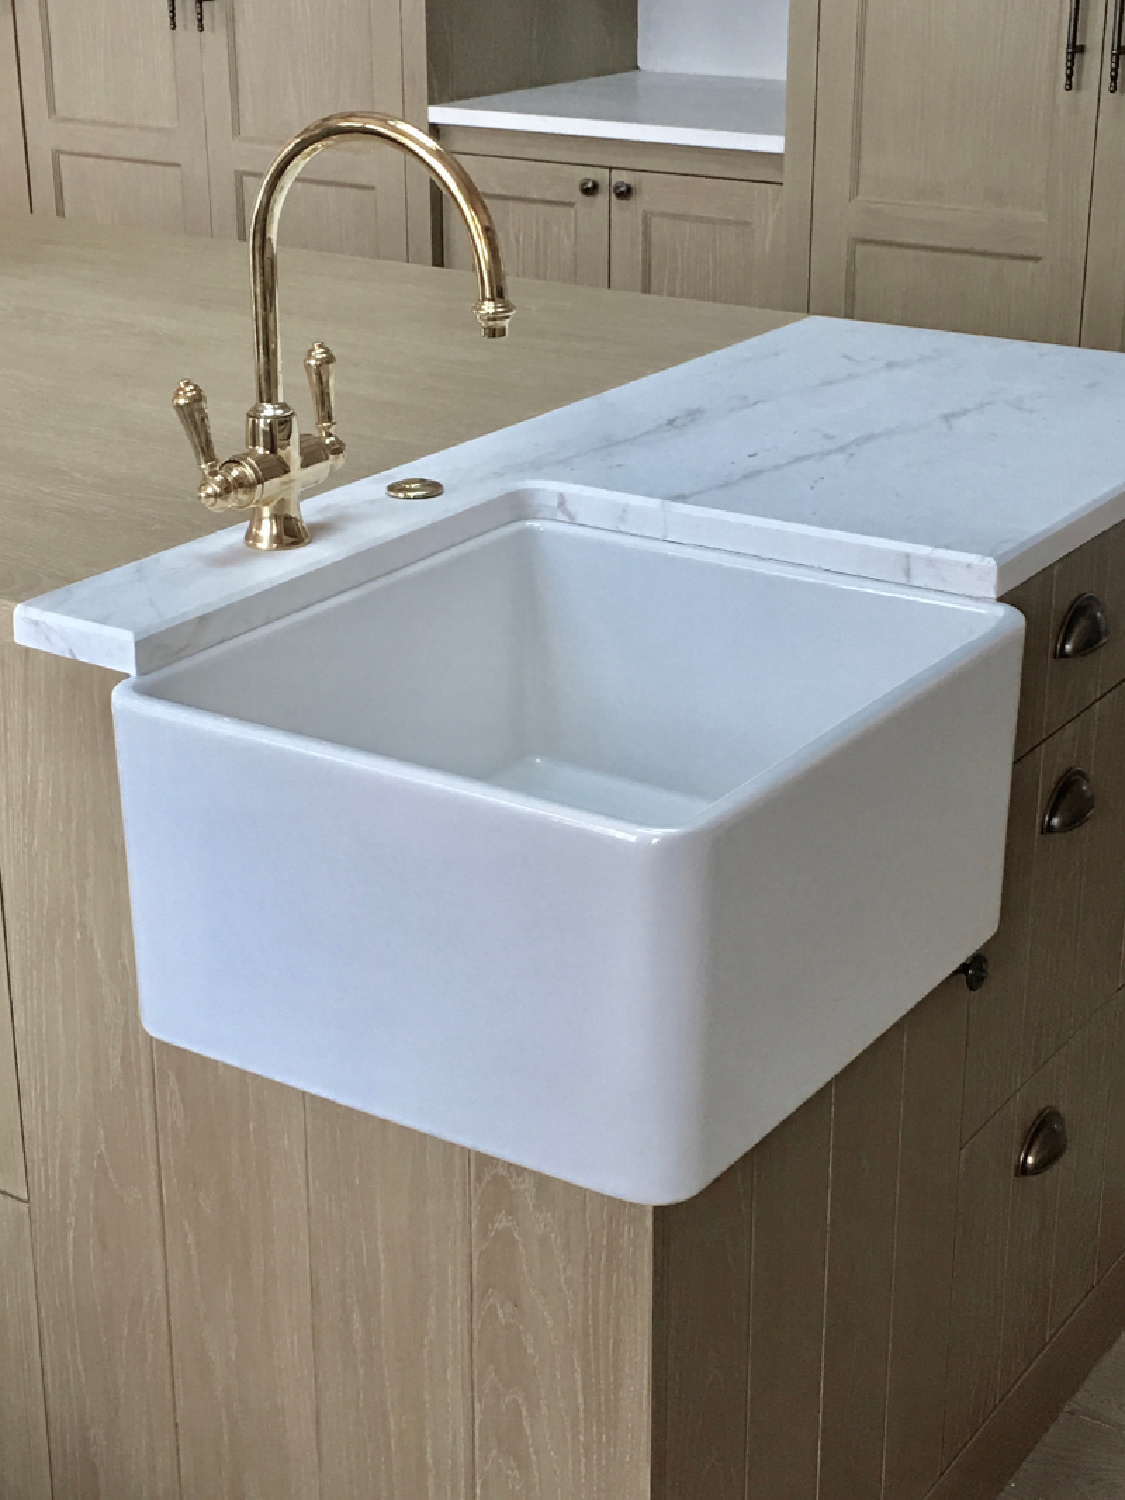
xmin=429 ymin=70 xmax=786 ymax=154
xmin=18 ymin=316 xmax=1125 ymax=674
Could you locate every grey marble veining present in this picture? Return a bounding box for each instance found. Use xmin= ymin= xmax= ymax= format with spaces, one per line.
xmin=16 ymin=316 xmax=1125 ymax=673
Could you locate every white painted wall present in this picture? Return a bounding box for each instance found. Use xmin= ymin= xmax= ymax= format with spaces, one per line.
xmin=637 ymin=0 xmax=789 ymax=80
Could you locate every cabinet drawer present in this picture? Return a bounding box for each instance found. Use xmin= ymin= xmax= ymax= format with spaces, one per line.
xmin=946 ymin=996 xmax=1117 ymax=1460
xmin=1006 ymin=519 xmax=1125 ymax=757
xmin=963 ymin=681 xmax=1125 ymax=1139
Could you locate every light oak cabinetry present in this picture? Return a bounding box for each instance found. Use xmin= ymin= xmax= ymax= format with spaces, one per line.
xmin=0 ymin=0 xmax=28 ymax=211
xmin=444 ymin=152 xmax=787 ymax=306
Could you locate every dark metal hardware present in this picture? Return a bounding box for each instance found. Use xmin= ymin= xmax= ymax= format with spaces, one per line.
xmin=579 ymin=178 xmax=600 ymax=197
xmin=612 ymin=180 xmax=633 ymax=200
xmin=1042 ymin=767 xmax=1096 ymax=834
xmin=194 ymin=0 xmax=212 ymax=30
xmin=1111 ymin=0 xmax=1125 ymax=91
xmin=957 ymin=953 xmax=989 ymax=991
xmin=1017 ymin=1107 xmax=1068 ymax=1176
xmin=1065 ymin=0 xmax=1086 ymax=89
xmin=168 ymin=0 xmax=177 ymax=28
xmin=1055 ymin=592 xmax=1110 ymax=658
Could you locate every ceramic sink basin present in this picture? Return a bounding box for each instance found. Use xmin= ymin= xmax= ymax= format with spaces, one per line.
xmin=112 ymin=516 xmax=1024 ymax=1202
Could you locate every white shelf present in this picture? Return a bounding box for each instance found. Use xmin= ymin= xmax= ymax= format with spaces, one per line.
xmin=429 ymin=70 xmax=786 ymax=155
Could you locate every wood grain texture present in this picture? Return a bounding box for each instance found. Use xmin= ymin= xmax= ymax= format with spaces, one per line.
xmin=13 ymin=0 xmax=211 ymax=233
xmin=1050 ymin=999 xmax=1114 ymax=1333
xmin=1076 ymin=683 xmax=1125 ymax=1012
xmin=810 ymin=0 xmax=1103 ymax=340
xmin=999 ymin=1058 xmax=1065 ymax=1396
xmin=1098 ymin=993 xmax=1125 ymax=1277
xmin=1005 ymin=567 xmax=1054 ymax=759
xmin=651 ymin=1156 xmax=752 ymax=1500
xmin=471 ymin=1157 xmax=652 ymax=1500
xmin=610 ymin=171 xmax=788 ymax=310
xmin=944 ymin=1100 xmax=1017 ymax=1463
xmin=444 ymin=155 xmax=611 ymax=287
xmin=0 ymin=216 xmax=797 ymax=608
xmin=426 ymin=0 xmax=636 ymax=105
xmin=818 ymin=1022 xmax=906 ymax=1500
xmin=963 ymin=751 xmax=1039 ymax=1142
xmin=0 ymin=880 xmax=27 ymax=1199
xmin=1081 ymin=21 xmax=1125 ymax=349
xmin=305 ymin=1101 xmax=473 ymax=1500
xmin=0 ymin=1191 xmax=52 ymax=1500
xmin=883 ymin=976 xmax=969 ymax=1500
xmin=744 ymin=1086 xmax=832 ymax=1500
xmin=0 ymin=0 xmax=28 ymax=214
xmin=1004 ymin=1409 xmax=1125 ymax=1499
xmin=1042 ymin=534 xmax=1112 ymax=739
xmin=153 ymin=1046 xmax=320 ymax=1500
xmin=0 ymin=637 xmax=180 ymax=1500
xmin=931 ymin=1245 xmax=1125 ymax=1500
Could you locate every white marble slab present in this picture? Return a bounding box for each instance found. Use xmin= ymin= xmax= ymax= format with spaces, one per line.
xmin=17 ymin=316 xmax=1125 ymax=674
xmin=429 ymin=70 xmax=786 ymax=154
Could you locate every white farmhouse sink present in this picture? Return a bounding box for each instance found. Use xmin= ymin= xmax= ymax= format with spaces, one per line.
xmin=112 ymin=516 xmax=1023 ymax=1202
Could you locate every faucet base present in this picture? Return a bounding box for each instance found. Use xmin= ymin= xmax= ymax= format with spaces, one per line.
xmin=244 ymin=506 xmax=310 ymax=551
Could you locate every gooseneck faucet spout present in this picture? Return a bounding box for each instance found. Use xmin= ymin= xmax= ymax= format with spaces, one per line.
xmin=173 ymin=112 xmax=515 ymax=552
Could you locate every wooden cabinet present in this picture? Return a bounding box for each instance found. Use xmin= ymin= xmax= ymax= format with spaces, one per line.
xmin=809 ymin=0 xmax=1106 ymax=340
xmin=13 ymin=0 xmax=212 ymax=234
xmin=445 ymin=153 xmax=787 ymax=307
xmin=11 ymin=0 xmax=410 ymax=255
xmin=1080 ymin=43 xmax=1125 ymax=347
xmin=0 ymin=0 xmax=27 ymax=213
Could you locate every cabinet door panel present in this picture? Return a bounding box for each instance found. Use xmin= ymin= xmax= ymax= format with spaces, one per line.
xmin=610 ymin=171 xmax=787 ymax=309
xmin=14 ymin=0 xmax=211 ymax=233
xmin=201 ymin=0 xmax=408 ymax=260
xmin=1081 ymin=44 xmax=1125 ymax=347
xmin=811 ymin=0 xmax=1104 ymax=341
xmin=444 ymin=156 xmax=610 ymax=287
xmin=0 ymin=0 xmax=28 ymax=212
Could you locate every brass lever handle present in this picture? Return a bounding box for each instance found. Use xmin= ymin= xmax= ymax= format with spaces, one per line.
xmin=173 ymin=380 xmax=219 ymax=479
xmin=304 ymin=343 xmax=338 ymax=439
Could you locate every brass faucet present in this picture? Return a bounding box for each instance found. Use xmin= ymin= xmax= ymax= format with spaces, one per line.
xmin=173 ymin=113 xmax=515 ymax=551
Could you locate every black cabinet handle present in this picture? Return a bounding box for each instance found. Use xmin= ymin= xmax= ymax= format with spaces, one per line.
xmin=1042 ymin=768 xmax=1096 ymax=834
xmin=1017 ymin=1107 xmax=1068 ymax=1176
xmin=1111 ymin=0 xmax=1125 ymax=91
xmin=1055 ymin=593 xmax=1110 ymax=658
xmin=195 ymin=0 xmax=212 ymax=30
xmin=1065 ymin=0 xmax=1086 ymax=89
xmin=168 ymin=0 xmax=177 ymax=28
xmin=579 ymin=178 xmax=600 ymax=197
xmin=612 ymin=180 xmax=633 ymax=201
xmin=957 ymin=953 xmax=989 ymax=991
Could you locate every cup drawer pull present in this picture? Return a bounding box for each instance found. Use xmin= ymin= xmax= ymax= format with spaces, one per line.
xmin=1042 ymin=768 xmax=1096 ymax=834
xmin=1055 ymin=593 xmax=1110 ymax=659
xmin=1017 ymin=1107 xmax=1068 ymax=1176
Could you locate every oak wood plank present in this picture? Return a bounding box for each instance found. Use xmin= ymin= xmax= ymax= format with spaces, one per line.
xmin=1004 ymin=561 xmax=1054 ymax=760
xmin=1097 ymin=992 xmax=1125 ymax=1276
xmin=1042 ymin=534 xmax=1111 ymax=741
xmin=744 ymin=1086 xmax=832 ymax=1500
xmin=963 ymin=751 xmax=1039 ymax=1141
xmin=0 ymin=891 xmax=26 ymax=1198
xmin=471 ymin=1157 xmax=652 ymax=1500
xmin=1050 ymin=998 xmax=1115 ymax=1333
xmin=943 ymin=1100 xmax=1016 ymax=1463
xmin=153 ymin=1047 xmax=320 ymax=1500
xmin=818 ymin=1023 xmax=906 ymax=1500
xmin=1076 ymin=682 xmax=1125 ymax=1015
xmin=0 ymin=637 xmax=180 ymax=1500
xmin=651 ymin=1155 xmax=753 ymax=1500
xmin=998 ymin=1058 xmax=1065 ymax=1395
xmin=883 ymin=975 xmax=969 ymax=1500
xmin=305 ymin=1101 xmax=473 ymax=1500
xmin=0 ymin=1191 xmax=52 ymax=1500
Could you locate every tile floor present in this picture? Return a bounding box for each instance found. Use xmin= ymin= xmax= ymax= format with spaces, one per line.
xmin=1004 ymin=1333 xmax=1125 ymax=1497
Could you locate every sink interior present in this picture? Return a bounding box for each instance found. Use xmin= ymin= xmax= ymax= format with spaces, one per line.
xmin=141 ymin=519 xmax=1005 ymax=828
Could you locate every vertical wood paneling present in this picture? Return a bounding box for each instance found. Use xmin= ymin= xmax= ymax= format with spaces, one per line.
xmin=998 ymin=1059 xmax=1064 ymax=1395
xmin=1004 ymin=568 xmax=1053 ymax=760
xmin=154 ymin=1048 xmax=320 ymax=1500
xmin=0 ymin=0 xmax=28 ymax=214
xmin=1098 ymin=993 xmax=1125 ymax=1277
xmin=883 ymin=976 xmax=969 ymax=1500
xmin=1050 ymin=1000 xmax=1114 ymax=1331
xmin=1042 ymin=537 xmax=1111 ymax=738
xmin=0 ymin=640 xmax=180 ymax=1500
xmin=0 ymin=1192 xmax=52 ymax=1500
xmin=1077 ymin=684 xmax=1125 ymax=1014
xmin=651 ymin=1155 xmax=752 ymax=1500
xmin=305 ymin=1102 xmax=473 ymax=1500
xmin=944 ymin=1100 xmax=1016 ymax=1463
xmin=963 ymin=751 xmax=1039 ymax=1141
xmin=744 ymin=1086 xmax=832 ymax=1500
xmin=818 ymin=1023 xmax=906 ymax=1500
xmin=471 ymin=1156 xmax=652 ymax=1500
xmin=0 ymin=884 xmax=27 ymax=1199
